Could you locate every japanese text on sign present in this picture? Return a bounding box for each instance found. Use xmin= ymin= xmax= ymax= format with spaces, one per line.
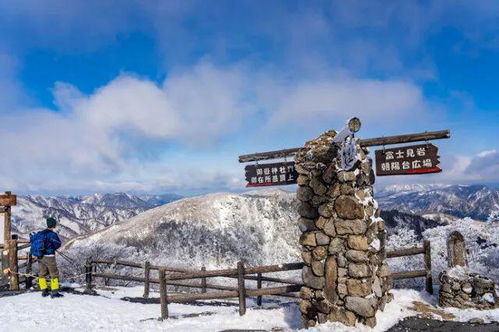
xmin=375 ymin=143 xmax=441 ymax=176
xmin=245 ymin=162 xmax=298 ymax=187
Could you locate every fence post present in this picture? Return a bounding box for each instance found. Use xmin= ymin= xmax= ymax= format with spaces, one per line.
xmin=237 ymin=260 xmax=246 ymax=316
xmin=256 ymin=272 xmax=263 ymax=306
xmin=423 ymin=240 xmax=433 ymax=294
xmin=143 ymin=261 xmax=150 ymax=298
xmin=201 ymin=266 xmax=207 ymax=293
xmin=159 ymin=268 xmax=169 ymax=320
xmin=8 ymin=237 xmax=19 ymax=291
xmin=85 ymin=258 xmax=93 ymax=292
xmin=3 ymin=205 xmax=11 ymax=246
xmin=26 ymin=252 xmax=33 ymax=289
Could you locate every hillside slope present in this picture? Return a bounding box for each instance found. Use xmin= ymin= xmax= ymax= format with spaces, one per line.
xmin=66 ymin=190 xmax=300 ymax=269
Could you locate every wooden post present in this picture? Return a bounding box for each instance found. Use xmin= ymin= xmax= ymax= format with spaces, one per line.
xmin=85 ymin=258 xmax=93 ymax=292
xmin=143 ymin=261 xmax=150 ymax=298
xmin=8 ymin=237 xmax=19 ymax=290
xmin=159 ymin=268 xmax=169 ymax=320
xmin=256 ymin=272 xmax=263 ymax=306
xmin=423 ymin=240 xmax=433 ymax=294
xmin=237 ymin=260 xmax=246 ymax=316
xmin=3 ymin=206 xmax=11 ymax=246
xmin=201 ymin=266 xmax=207 ymax=293
xmin=26 ymin=252 xmax=33 ymax=289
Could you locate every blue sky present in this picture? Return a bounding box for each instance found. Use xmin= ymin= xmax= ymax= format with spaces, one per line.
xmin=0 ymin=0 xmax=497 ymax=195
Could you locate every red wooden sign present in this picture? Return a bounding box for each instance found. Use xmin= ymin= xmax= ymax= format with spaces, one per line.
xmin=375 ymin=143 xmax=441 ymax=176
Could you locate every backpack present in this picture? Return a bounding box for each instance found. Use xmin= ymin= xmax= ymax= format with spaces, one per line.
xmin=30 ymin=231 xmax=47 ymax=258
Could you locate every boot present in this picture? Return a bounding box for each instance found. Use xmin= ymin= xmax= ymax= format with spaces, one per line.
xmin=50 ymin=290 xmax=64 ymax=298
xmin=50 ymin=278 xmax=63 ymax=298
xmin=39 ymin=278 xmax=49 ymax=297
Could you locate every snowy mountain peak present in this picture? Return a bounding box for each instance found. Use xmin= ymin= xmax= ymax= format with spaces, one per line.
xmin=67 ymin=190 xmax=300 ymax=269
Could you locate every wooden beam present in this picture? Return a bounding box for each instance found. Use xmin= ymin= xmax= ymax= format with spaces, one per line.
xmin=164 ymin=262 xmax=304 ymax=281
xmin=239 ymin=148 xmax=302 ymax=163
xmin=8 ymin=239 xmax=19 ymax=291
xmin=246 ymin=285 xmax=302 ymax=297
xmin=167 ymin=285 xmax=302 ymax=304
xmin=386 ymin=246 xmax=425 ymax=258
xmin=91 ymin=258 xmax=144 ymax=268
xmin=169 ymin=290 xmax=239 ymax=303
xmin=3 ymin=206 xmax=11 ymax=245
xmin=93 ymin=272 xmax=246 ymax=292
xmin=237 ymin=261 xmax=246 ymax=316
xmin=256 ymin=273 xmax=262 ymax=306
xmin=424 ymin=240 xmax=433 ymax=294
xmin=159 ymin=268 xmax=168 ymax=320
xmin=201 ymin=266 xmax=207 ymax=293
xmin=360 ymin=130 xmax=450 ymax=147
xmin=391 ymin=269 xmax=427 ymax=280
xmin=143 ymin=261 xmax=150 ymax=298
xmin=238 ymin=129 xmax=450 ymax=163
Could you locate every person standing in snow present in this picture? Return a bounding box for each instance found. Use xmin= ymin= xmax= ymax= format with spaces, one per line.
xmin=34 ymin=217 xmax=64 ymax=298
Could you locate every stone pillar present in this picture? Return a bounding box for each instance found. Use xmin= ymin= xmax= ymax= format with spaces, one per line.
xmin=296 ymin=130 xmax=391 ymax=328
xmin=447 ymin=231 xmax=467 ymax=268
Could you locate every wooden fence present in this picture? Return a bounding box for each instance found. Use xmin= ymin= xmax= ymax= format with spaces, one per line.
xmin=87 ymin=240 xmax=432 ymax=320
xmin=88 ymin=258 xmax=304 ymax=320
xmin=0 ymin=236 xmax=35 ymax=290
xmin=387 ymin=240 xmax=432 ymax=294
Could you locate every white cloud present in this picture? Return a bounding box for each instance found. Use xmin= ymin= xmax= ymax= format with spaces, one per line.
xmin=261 ymin=77 xmax=430 ymax=127
xmin=0 ymin=63 xmax=440 ymax=193
xmin=0 ymin=62 xmax=253 ymax=193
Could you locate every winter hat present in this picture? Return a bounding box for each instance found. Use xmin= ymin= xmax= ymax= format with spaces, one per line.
xmin=46 ymin=217 xmax=57 ymax=228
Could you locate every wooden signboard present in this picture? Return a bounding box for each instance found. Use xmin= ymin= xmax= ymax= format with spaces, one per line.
xmin=375 ymin=143 xmax=441 ymax=176
xmin=0 ymin=194 xmax=16 ymax=207
xmin=245 ymin=162 xmax=298 ymax=187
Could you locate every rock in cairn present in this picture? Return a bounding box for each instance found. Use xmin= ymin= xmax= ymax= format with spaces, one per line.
xmin=295 ymin=130 xmax=391 ymax=328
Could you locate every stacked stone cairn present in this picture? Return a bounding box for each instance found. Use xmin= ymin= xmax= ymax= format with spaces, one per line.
xmin=439 ymin=231 xmax=498 ymax=310
xmin=295 ymin=130 xmax=392 ymax=328
xmin=439 ymin=267 xmax=498 ymax=310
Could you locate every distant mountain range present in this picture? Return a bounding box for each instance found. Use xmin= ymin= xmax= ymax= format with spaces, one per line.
xmin=11 ymin=193 xmax=182 ymax=240
xmin=10 ymin=184 xmax=498 ymax=243
xmin=376 ymin=184 xmax=499 ymax=222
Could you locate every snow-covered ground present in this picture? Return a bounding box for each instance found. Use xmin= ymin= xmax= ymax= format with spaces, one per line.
xmin=1 ymin=286 xmax=497 ymax=332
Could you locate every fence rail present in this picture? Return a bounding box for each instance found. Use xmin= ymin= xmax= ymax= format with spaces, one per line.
xmin=88 ymin=241 xmax=432 ymax=320
xmin=386 ymin=240 xmax=432 ymax=294
xmin=89 ymin=258 xmax=304 ymax=320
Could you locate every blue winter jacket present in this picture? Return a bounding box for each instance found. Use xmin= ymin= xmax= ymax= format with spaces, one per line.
xmin=40 ymin=229 xmax=62 ymax=255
